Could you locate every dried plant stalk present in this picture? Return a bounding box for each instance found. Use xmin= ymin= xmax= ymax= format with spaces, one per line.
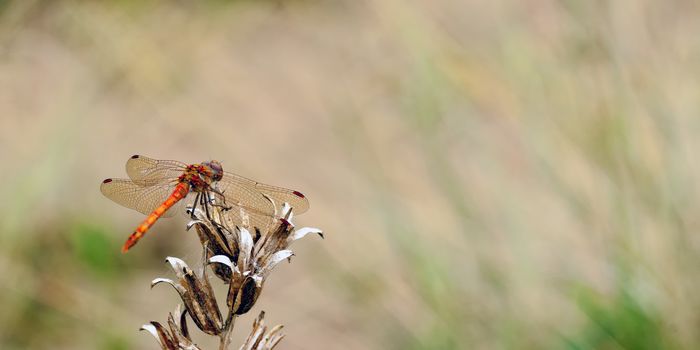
xmin=140 ymin=200 xmax=322 ymax=350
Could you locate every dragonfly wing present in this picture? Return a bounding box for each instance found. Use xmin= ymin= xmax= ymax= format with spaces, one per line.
xmin=254 ymin=183 xmax=309 ymax=214
xmin=126 ymin=155 xmax=188 ymax=186
xmin=218 ymin=172 xmax=308 ymax=215
xmin=222 ymin=202 xmax=277 ymax=232
xmin=216 ymin=172 xmax=277 ymax=218
xmin=100 ymin=178 xmax=179 ymax=217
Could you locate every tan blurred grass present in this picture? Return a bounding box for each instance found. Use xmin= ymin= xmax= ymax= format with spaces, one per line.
xmin=1 ymin=0 xmax=700 ymax=349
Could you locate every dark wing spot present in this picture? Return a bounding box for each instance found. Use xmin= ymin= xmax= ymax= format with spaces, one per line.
xmin=102 ymin=178 xmax=113 ymax=183
xmin=292 ymin=191 xmax=305 ymax=198
xmin=131 ymin=155 xmax=140 ymax=159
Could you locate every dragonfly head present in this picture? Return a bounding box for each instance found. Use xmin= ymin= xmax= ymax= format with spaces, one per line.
xmin=202 ymin=160 xmax=224 ymax=182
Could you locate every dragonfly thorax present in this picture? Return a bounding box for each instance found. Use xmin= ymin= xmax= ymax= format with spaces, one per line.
xmin=178 ymin=161 xmax=224 ymax=192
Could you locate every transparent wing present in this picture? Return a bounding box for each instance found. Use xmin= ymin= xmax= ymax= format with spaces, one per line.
xmin=219 ymin=200 xmax=278 ymax=231
xmin=214 ymin=173 xmax=276 ymax=219
xmin=100 ymin=178 xmax=179 ymax=217
xmin=217 ymin=172 xmax=309 ymax=215
xmin=125 ymin=155 xmax=188 ymax=186
xmin=255 ymin=182 xmax=309 ymax=214
xmin=182 ymin=190 xmax=274 ymax=230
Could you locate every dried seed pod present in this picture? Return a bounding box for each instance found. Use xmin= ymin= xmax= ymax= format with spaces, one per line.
xmin=152 ymin=257 xmax=223 ymax=335
xmin=239 ymin=311 xmax=285 ymax=350
xmin=141 ymin=305 xmax=200 ymax=350
xmin=230 ymin=275 xmax=263 ymax=315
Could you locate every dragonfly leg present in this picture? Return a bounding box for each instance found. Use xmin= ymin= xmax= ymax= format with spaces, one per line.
xmin=210 ymin=187 xmax=232 ymax=211
xmin=203 ymin=191 xmax=212 ymax=220
xmin=209 ymin=188 xmax=232 ymax=211
xmin=190 ymin=193 xmax=201 ymax=219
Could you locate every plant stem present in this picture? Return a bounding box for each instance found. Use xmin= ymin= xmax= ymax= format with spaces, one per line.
xmin=219 ymin=315 xmax=237 ymax=350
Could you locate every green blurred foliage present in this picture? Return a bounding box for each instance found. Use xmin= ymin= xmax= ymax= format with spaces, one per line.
xmin=69 ymin=223 xmax=121 ymax=278
xmin=99 ymin=332 xmax=131 ymax=350
xmin=566 ymin=287 xmax=674 ymax=350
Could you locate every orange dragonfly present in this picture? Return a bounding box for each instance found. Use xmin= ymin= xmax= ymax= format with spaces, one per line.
xmin=101 ymin=155 xmax=309 ymax=253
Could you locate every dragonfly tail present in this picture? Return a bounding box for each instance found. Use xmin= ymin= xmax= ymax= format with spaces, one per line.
xmin=121 ymin=182 xmax=190 ymax=253
xmin=122 ymin=232 xmax=142 ymax=253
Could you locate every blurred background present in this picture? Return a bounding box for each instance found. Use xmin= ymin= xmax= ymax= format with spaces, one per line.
xmin=1 ymin=0 xmax=699 ymax=349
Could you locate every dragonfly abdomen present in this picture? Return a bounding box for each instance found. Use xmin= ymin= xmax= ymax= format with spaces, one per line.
xmin=122 ymin=182 xmax=191 ymax=253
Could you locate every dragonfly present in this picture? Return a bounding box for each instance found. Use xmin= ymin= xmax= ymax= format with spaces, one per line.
xmin=101 ymin=155 xmax=309 ymax=253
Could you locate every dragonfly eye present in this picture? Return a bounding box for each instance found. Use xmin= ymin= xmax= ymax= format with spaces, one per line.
xmin=203 ymin=160 xmax=224 ymax=181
